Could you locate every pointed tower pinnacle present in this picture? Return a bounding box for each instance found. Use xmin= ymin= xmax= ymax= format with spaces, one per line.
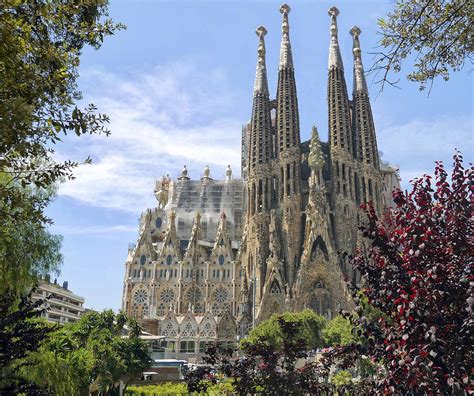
xmin=350 ymin=26 xmax=368 ymax=93
xmin=276 ymin=3 xmax=301 ymax=291
xmin=327 ymin=6 xmax=352 ymax=156
xmin=248 ymin=25 xmax=272 ymax=173
xmin=276 ymin=2 xmax=300 ymax=156
xmin=254 ymin=26 xmax=269 ymax=95
xmin=279 ymin=4 xmax=293 ymax=69
xmin=328 ymin=6 xmax=343 ymax=70
xmin=350 ymin=26 xmax=379 ymax=168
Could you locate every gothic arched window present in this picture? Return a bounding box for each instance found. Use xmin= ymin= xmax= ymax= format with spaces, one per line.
xmin=270 ymin=280 xmax=281 ymax=294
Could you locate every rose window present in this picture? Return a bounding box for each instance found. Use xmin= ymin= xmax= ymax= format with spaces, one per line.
xmin=186 ymin=287 xmax=203 ymax=302
xmin=160 ymin=289 xmax=175 ymax=304
xmin=133 ymin=289 xmax=147 ymax=304
xmin=213 ymin=288 xmax=229 ymax=304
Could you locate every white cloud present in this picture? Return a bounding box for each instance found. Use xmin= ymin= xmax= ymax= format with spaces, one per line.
xmin=56 ymin=62 xmax=472 ymax=212
xmin=57 ymin=62 xmax=244 ymax=212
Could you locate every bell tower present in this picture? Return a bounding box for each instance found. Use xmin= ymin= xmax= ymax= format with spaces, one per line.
xmin=275 ymin=4 xmax=302 ymax=288
xmin=243 ymin=26 xmax=274 ymax=311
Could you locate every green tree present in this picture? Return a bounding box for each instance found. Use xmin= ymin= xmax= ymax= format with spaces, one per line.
xmin=374 ymin=0 xmax=472 ymax=91
xmin=330 ymin=370 xmax=353 ymax=387
xmin=0 ymin=1 xmax=124 ymax=197
xmin=0 ymin=178 xmax=62 ymax=295
xmin=322 ymin=316 xmax=354 ymax=347
xmin=24 ymin=310 xmax=151 ymax=395
xmin=242 ymin=310 xmax=326 ymax=351
xmin=0 ymin=290 xmax=55 ymax=395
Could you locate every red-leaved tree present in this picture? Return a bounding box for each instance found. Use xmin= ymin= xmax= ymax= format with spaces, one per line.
xmin=330 ymin=153 xmax=473 ymax=393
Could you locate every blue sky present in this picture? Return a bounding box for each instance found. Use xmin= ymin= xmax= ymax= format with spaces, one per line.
xmin=47 ymin=0 xmax=473 ymax=311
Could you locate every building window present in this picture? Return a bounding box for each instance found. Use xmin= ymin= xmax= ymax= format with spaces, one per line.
xmin=167 ymin=341 xmax=175 ymax=352
xmin=140 ymin=255 xmax=146 ymax=265
xmin=187 ymin=341 xmax=195 ymax=353
xmin=199 ymin=341 xmax=207 ymax=353
xmin=180 ymin=340 xmax=196 ymax=354
xmin=156 ymin=217 xmax=162 ymax=229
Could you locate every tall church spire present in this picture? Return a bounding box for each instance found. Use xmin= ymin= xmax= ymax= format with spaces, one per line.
xmin=276 ymin=3 xmax=300 ymax=160
xmin=279 ymin=4 xmax=293 ymax=69
xmin=350 ymin=26 xmax=379 ymax=168
xmin=328 ymin=6 xmax=343 ymax=70
xmin=249 ymin=26 xmax=272 ymax=172
xmin=275 ymin=3 xmax=302 ymax=293
xmin=253 ymin=26 xmax=269 ymax=96
xmin=350 ymin=26 xmax=368 ymax=93
xmin=327 ymin=6 xmax=352 ymax=156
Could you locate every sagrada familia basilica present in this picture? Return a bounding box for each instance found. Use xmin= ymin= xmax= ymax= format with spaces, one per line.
xmin=121 ymin=5 xmax=400 ymax=360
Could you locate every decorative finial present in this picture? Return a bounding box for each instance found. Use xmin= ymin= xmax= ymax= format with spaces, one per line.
xmin=225 ymin=164 xmax=232 ymax=183
xmin=350 ymin=26 xmax=362 ymax=59
xmin=328 ymin=6 xmax=339 ymax=38
xmin=350 ymin=25 xmax=361 ymax=37
xmin=328 ymin=6 xmax=339 ymax=17
xmin=280 ymin=4 xmax=290 ymax=34
xmin=280 ymin=3 xmax=291 ymax=14
xmin=279 ymin=4 xmax=294 ymax=69
xmin=254 ymin=25 xmax=269 ymax=94
xmin=201 ymin=165 xmax=213 ymax=182
xmin=350 ymin=25 xmax=368 ymax=93
xmin=328 ymin=6 xmax=343 ymax=70
xmin=178 ymin=164 xmax=190 ymax=181
xmin=256 ymin=25 xmax=267 ymax=38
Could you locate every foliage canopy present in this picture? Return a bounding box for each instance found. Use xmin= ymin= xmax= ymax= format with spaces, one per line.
xmin=0 ymin=290 xmax=55 ymax=395
xmin=242 ymin=309 xmax=326 ymax=350
xmin=24 ymin=310 xmax=151 ymax=395
xmin=374 ymin=0 xmax=473 ymax=91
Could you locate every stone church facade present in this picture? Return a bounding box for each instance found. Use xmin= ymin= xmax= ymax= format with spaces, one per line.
xmin=122 ymin=4 xmax=400 ymax=355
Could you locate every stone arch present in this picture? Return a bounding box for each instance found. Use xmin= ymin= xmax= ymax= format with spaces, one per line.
xmin=180 ymin=316 xmax=198 ymax=337
xmin=199 ymin=314 xmax=217 ymax=339
xmin=310 ymin=236 xmax=329 ymax=261
xmin=160 ymin=312 xmax=179 ymax=337
xmin=131 ymin=285 xmax=149 ymax=320
xmin=270 ymin=279 xmax=281 ymax=294
xmin=307 ymin=288 xmax=332 ymax=318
